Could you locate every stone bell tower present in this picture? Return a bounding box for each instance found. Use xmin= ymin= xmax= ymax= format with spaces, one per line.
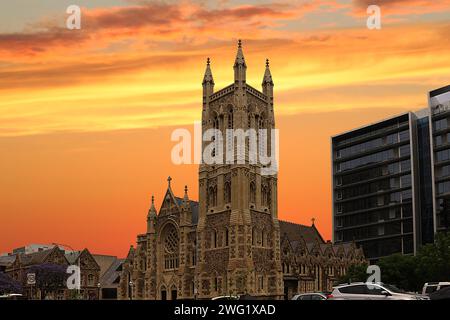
xmin=196 ymin=40 xmax=283 ymax=299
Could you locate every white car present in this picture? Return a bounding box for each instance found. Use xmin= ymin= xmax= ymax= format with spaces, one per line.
xmin=422 ymin=282 xmax=450 ymax=295
xmin=329 ymin=282 xmax=429 ymax=300
xmin=291 ymin=293 xmax=328 ymax=300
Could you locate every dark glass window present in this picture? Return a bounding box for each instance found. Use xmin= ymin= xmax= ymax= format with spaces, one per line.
xmin=435 ymin=135 xmax=443 ymax=146
xmin=403 ymin=219 xmax=413 ymax=233
xmin=436 ymin=149 xmax=450 ymax=162
xmin=339 ymin=149 xmax=395 ymax=171
xmin=403 ymin=235 xmax=414 ymax=254
xmin=388 ymin=162 xmax=400 ymax=174
xmin=399 ymin=130 xmax=409 ymax=142
xmin=390 ymin=192 xmax=401 ymax=203
xmin=339 ymin=285 xmax=366 ymax=294
xmin=386 ymin=133 xmax=398 ymax=145
xmin=403 ymin=204 xmax=412 ymax=217
xmin=400 ymin=160 xmax=411 ymax=172
xmin=400 ymin=174 xmax=411 ymax=188
xmin=402 ymin=189 xmax=412 ymax=200
xmin=434 ymin=118 xmax=447 ymax=132
xmin=441 ymin=165 xmax=450 ymax=178
xmin=399 ymin=144 xmax=410 ymax=157
xmin=437 ymin=181 xmax=450 ymax=195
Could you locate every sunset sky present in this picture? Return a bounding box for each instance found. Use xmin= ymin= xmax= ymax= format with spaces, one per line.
xmin=1 ymin=0 xmax=449 ymax=257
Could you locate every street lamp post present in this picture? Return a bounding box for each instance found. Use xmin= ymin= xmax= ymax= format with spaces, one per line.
xmin=97 ymin=282 xmax=101 ymax=300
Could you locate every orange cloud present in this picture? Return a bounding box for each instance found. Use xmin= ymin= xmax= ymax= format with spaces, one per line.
xmin=0 ymin=1 xmax=344 ymax=62
xmin=351 ymin=0 xmax=450 ymax=16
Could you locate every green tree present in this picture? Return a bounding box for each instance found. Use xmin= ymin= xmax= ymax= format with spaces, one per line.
xmin=415 ymin=232 xmax=450 ymax=285
xmin=29 ymin=263 xmax=68 ymax=299
xmin=337 ymin=263 xmax=368 ymax=284
xmin=378 ymin=254 xmax=418 ymax=292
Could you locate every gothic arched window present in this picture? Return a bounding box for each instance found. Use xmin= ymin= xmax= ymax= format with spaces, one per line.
xmin=163 ymin=224 xmax=179 ymax=270
xmin=208 ymin=186 xmax=217 ymax=207
xmin=249 ymin=181 xmax=256 ymax=204
xmin=228 ymin=109 xmax=233 ymax=129
xmin=212 ymin=230 xmax=218 ymax=248
xmin=224 ymin=181 xmax=231 ymax=204
xmin=225 ymin=228 xmax=229 ymax=246
xmin=212 ymin=115 xmax=219 ymax=157
xmin=88 ymin=274 xmax=94 ymax=286
xmin=261 ymin=185 xmax=267 ymax=206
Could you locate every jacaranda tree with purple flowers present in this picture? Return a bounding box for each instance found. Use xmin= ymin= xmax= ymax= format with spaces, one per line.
xmin=29 ymin=263 xmax=68 ymax=299
xmin=0 ymin=272 xmax=23 ymax=295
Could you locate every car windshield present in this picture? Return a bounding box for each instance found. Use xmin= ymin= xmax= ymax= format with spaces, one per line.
xmin=383 ymin=284 xmax=406 ymax=293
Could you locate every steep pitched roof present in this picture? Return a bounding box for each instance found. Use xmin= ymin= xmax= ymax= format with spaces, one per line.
xmin=0 ymin=255 xmax=16 ymax=267
xmin=174 ymin=197 xmax=199 ymax=224
xmin=16 ymin=246 xmax=68 ymax=267
xmin=279 ymin=220 xmax=325 ymax=245
xmin=65 ymin=251 xmax=81 ymax=264
xmin=100 ymin=258 xmax=124 ymax=288
xmin=92 ymin=254 xmax=119 ymax=278
xmin=19 ymin=247 xmax=54 ymax=266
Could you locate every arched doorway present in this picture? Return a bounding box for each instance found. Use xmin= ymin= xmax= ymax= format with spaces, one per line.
xmin=171 ymin=288 xmax=177 ymax=300
xmin=161 ymin=287 xmax=167 ymax=300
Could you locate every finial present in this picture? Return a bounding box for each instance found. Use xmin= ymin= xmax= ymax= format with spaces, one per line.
xmin=167 ymin=176 xmax=172 ymax=187
xmin=266 ymin=59 xmax=270 ymax=67
xmin=238 ymin=39 xmax=242 ymax=48
xmin=151 ymin=195 xmax=154 ymax=204
xmin=311 ymin=217 xmax=315 ymax=225
xmin=184 ymin=185 xmax=189 ymax=201
xmin=207 ymin=57 xmax=210 ymax=66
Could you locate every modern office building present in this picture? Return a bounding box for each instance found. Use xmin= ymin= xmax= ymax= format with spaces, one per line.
xmin=429 ymin=86 xmax=450 ymax=234
xmin=332 ymin=85 xmax=450 ymax=262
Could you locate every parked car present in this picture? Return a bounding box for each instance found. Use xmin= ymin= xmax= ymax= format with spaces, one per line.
xmin=292 ymin=293 xmax=328 ymax=300
xmin=0 ymin=293 xmax=24 ymax=300
xmin=329 ymin=282 xmax=429 ymax=300
xmin=211 ymin=295 xmax=240 ymax=300
xmin=429 ymin=286 xmax=450 ymax=300
xmin=422 ymin=282 xmax=450 ymax=295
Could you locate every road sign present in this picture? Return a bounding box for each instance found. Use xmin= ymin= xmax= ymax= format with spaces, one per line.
xmin=27 ymin=273 xmax=36 ymax=285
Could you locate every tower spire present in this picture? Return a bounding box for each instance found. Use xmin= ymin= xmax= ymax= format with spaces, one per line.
xmin=234 ymin=39 xmax=247 ymax=84
xmin=147 ymin=195 xmax=157 ymax=233
xmin=202 ymin=57 xmax=214 ymax=85
xmin=148 ymin=195 xmax=157 ymax=217
xmin=184 ymin=185 xmax=189 ymax=202
xmin=202 ymin=57 xmax=214 ymax=104
xmin=262 ymin=58 xmax=274 ymax=98
xmin=262 ymin=59 xmax=273 ymax=85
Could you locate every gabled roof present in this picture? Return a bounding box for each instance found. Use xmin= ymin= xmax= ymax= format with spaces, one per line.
xmin=92 ymin=255 xmax=120 ymax=278
xmin=16 ymin=246 xmax=68 ymax=267
xmin=65 ymin=251 xmax=81 ymax=264
xmin=100 ymin=258 xmax=124 ymax=288
xmin=279 ymin=220 xmax=325 ymax=245
xmin=125 ymin=246 xmax=135 ymax=262
xmin=0 ymin=255 xmax=16 ymax=267
xmin=65 ymin=248 xmax=100 ymax=271
xmin=174 ymin=197 xmax=199 ymax=224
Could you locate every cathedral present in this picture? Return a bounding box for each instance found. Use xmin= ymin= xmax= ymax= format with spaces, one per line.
xmin=118 ymin=41 xmax=365 ymax=300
